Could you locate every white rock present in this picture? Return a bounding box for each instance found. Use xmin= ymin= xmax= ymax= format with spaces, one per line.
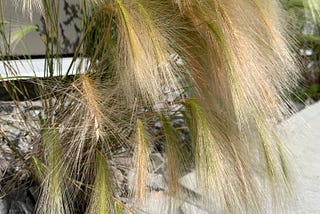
xmin=282 ymin=101 xmax=320 ymax=214
xmin=179 ymin=171 xmax=201 ymax=195
xmin=180 ymin=202 xmax=208 ymax=214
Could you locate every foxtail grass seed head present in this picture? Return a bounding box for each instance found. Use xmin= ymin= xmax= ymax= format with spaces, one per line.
xmin=115 ymin=0 xmax=183 ymax=104
xmin=133 ymin=119 xmax=150 ymax=202
xmin=2 ymin=0 xmax=301 ymax=213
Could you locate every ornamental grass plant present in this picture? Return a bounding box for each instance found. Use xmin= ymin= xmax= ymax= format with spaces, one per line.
xmin=0 ymin=0 xmax=310 ymax=213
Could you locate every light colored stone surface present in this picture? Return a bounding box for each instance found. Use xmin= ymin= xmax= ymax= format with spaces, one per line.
xmin=133 ymin=192 xmax=178 ymax=214
xmin=283 ymin=102 xmax=320 ymax=214
xmin=179 ymin=170 xmax=198 ymax=195
xmin=180 ymin=202 xmax=208 ymax=214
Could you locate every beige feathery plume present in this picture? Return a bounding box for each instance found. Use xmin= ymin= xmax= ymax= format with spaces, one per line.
xmin=133 ymin=119 xmax=150 ymax=202
xmin=185 ymin=99 xmax=260 ymax=213
xmin=161 ymin=115 xmax=188 ymax=197
xmin=37 ymin=75 xmax=125 ymax=213
xmin=59 ymin=74 xmax=105 ymax=179
xmin=59 ymin=74 xmax=123 ymax=181
xmin=172 ymin=0 xmax=298 ymax=212
xmin=79 ymin=74 xmax=105 ymax=140
xmin=114 ymin=0 xmax=182 ymax=104
xmin=86 ymin=151 xmax=112 ymax=214
xmin=36 ymin=129 xmax=71 ymax=214
xmin=174 ymin=0 xmax=297 ymax=121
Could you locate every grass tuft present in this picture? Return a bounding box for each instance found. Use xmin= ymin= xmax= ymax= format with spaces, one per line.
xmin=0 ymin=0 xmax=301 ymax=213
xmin=86 ymin=151 xmax=111 ymax=214
xmin=133 ymin=118 xmax=150 ymax=202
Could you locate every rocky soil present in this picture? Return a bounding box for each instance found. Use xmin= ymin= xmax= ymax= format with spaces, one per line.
xmin=1 ymin=97 xmax=319 ymax=214
xmin=0 ymin=100 xmax=185 ymax=213
xmin=0 ymin=101 xmax=41 ymax=213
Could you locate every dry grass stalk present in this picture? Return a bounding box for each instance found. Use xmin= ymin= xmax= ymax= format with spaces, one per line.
xmin=133 ymin=119 xmax=150 ymax=202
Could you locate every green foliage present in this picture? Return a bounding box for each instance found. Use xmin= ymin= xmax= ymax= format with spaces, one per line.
xmin=287 ymin=0 xmax=320 ymax=102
